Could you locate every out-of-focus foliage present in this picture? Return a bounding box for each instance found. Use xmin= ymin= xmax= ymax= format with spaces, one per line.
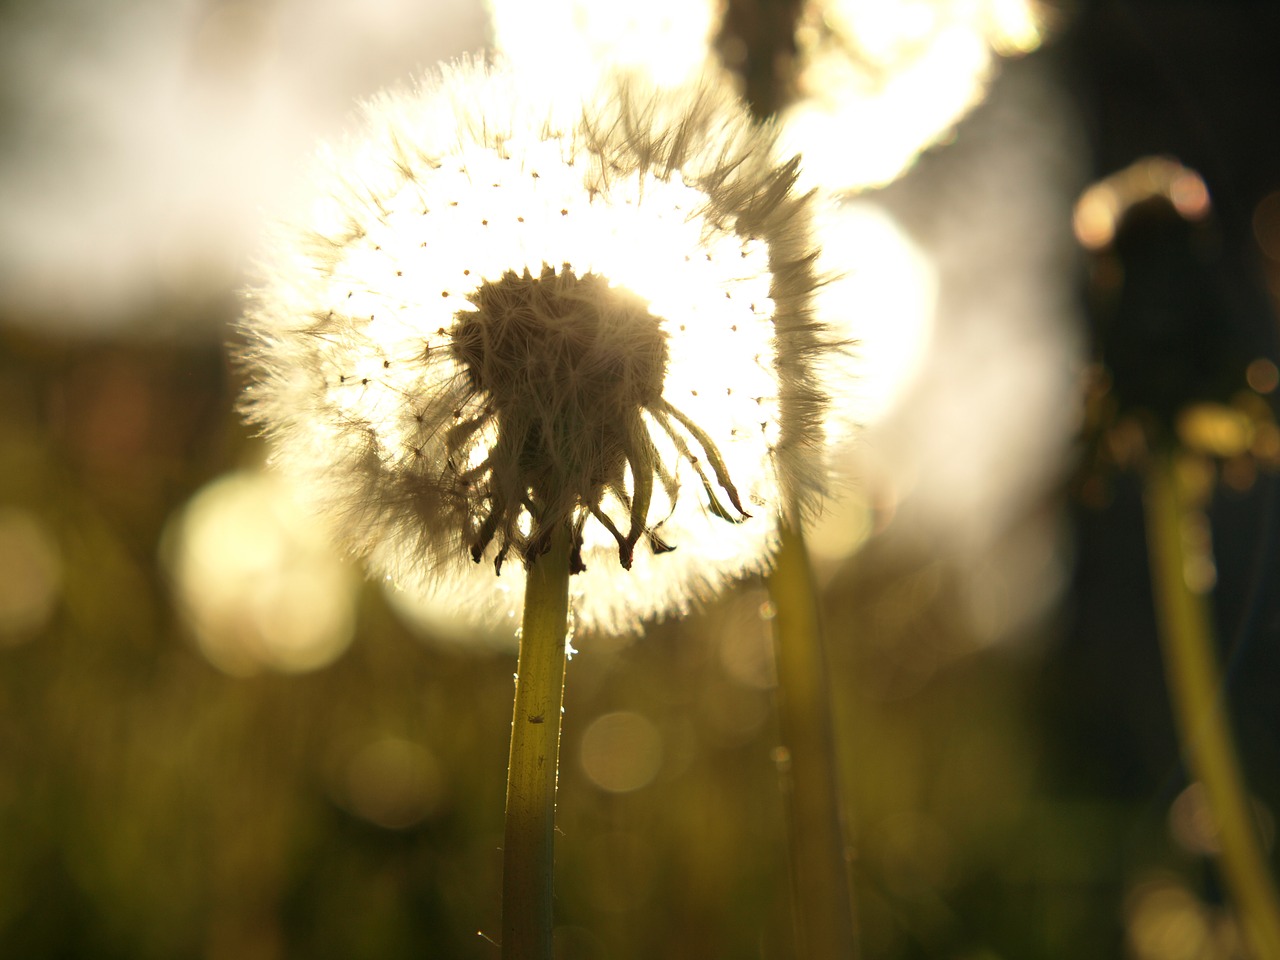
xmin=0 ymin=319 xmax=1043 ymax=958
xmin=0 ymin=311 xmax=1267 ymax=958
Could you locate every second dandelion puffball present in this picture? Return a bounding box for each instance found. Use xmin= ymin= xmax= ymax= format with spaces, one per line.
xmin=240 ymin=60 xmax=829 ymax=634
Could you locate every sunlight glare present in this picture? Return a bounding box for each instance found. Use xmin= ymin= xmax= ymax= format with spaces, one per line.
xmin=486 ymin=0 xmax=724 ymax=91
xmin=815 ymin=201 xmax=937 ymax=431
xmin=814 ymin=57 xmax=1084 ymax=661
xmin=0 ymin=0 xmax=484 ymax=330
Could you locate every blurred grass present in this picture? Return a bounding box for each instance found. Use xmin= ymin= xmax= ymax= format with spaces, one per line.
xmin=0 ymin=318 xmax=1275 ymax=958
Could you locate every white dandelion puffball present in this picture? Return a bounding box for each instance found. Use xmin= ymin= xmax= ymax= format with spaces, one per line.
xmin=239 ymin=59 xmax=829 ymax=635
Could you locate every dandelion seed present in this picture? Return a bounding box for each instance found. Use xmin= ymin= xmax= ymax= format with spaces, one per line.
xmin=239 ymin=59 xmax=830 ymax=635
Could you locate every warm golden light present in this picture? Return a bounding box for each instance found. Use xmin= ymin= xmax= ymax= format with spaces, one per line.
xmin=1176 ymin=403 xmax=1256 ymax=459
xmin=783 ymin=0 xmax=1046 ymax=192
xmin=381 ymin=577 xmax=521 ymax=649
xmin=162 ymin=469 xmax=360 ymax=675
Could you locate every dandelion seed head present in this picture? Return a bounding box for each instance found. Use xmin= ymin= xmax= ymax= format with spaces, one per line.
xmin=240 ymin=59 xmax=827 ymax=634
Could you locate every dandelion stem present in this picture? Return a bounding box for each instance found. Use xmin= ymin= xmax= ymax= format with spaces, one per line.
xmin=503 ymin=523 xmax=572 ymax=960
xmin=766 ymin=519 xmax=858 ymax=959
xmin=1144 ymin=446 xmax=1280 ymax=958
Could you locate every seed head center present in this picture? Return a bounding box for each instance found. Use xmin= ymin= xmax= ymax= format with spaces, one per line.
xmin=452 ymin=264 xmax=668 ymax=474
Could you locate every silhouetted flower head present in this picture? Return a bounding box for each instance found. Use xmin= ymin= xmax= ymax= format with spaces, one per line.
xmin=239 ymin=59 xmax=830 ymax=633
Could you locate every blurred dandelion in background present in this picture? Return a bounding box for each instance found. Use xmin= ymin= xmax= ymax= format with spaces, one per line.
xmin=814 ymin=55 xmax=1085 ymax=664
xmin=485 ymin=0 xmax=727 ymax=91
xmin=1074 ymin=156 xmax=1212 ymax=253
xmin=1072 ymin=149 xmax=1280 ymax=957
xmin=781 ymin=0 xmax=1047 ymax=192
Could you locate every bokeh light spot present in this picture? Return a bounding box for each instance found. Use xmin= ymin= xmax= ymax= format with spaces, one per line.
xmin=162 ymin=469 xmax=359 ymax=676
xmin=1169 ymin=169 xmax=1211 ymax=221
xmin=1073 ymin=186 xmax=1121 ymax=251
xmin=580 ymin=711 xmax=663 ymax=793
xmin=343 ymin=738 xmax=446 ymax=830
xmin=1124 ymin=878 xmax=1213 ymax=960
xmin=1246 ymin=357 xmax=1279 ymax=395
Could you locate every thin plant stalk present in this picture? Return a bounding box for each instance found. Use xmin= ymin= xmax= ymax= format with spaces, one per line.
xmin=767 ymin=518 xmax=858 ymax=959
xmin=1144 ymin=446 xmax=1280 ymax=958
xmin=503 ymin=524 xmax=573 ymax=960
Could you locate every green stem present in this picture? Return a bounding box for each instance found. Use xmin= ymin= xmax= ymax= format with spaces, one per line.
xmin=502 ymin=524 xmax=572 ymax=960
xmin=1144 ymin=447 xmax=1280 ymax=958
xmin=766 ymin=519 xmax=858 ymax=959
